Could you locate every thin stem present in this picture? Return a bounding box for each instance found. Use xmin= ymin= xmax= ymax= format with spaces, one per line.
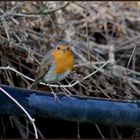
xmin=0 ymin=60 xmax=110 ymax=88
xmin=0 ymin=87 xmax=38 ymax=139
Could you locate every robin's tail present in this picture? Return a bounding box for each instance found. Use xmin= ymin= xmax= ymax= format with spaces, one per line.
xmin=30 ymin=81 xmax=38 ymax=89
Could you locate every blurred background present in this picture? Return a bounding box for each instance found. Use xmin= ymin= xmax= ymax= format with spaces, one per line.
xmin=0 ymin=1 xmax=140 ymax=139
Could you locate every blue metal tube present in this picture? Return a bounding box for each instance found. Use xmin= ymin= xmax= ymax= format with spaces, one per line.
xmin=0 ymin=84 xmax=140 ymax=127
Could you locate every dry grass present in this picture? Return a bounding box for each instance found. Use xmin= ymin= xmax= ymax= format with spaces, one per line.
xmin=0 ymin=2 xmax=140 ymax=100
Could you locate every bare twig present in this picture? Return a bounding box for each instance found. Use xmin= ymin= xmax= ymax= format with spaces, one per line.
xmin=0 ymin=87 xmax=38 ymax=139
xmin=0 ymin=60 xmax=109 ymax=88
xmin=95 ymin=124 xmax=105 ymax=139
xmin=13 ymin=2 xmax=70 ymax=18
xmin=126 ymin=46 xmax=137 ymax=69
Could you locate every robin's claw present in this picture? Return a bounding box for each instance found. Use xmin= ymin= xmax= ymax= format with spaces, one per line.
xmin=51 ymin=92 xmax=61 ymax=103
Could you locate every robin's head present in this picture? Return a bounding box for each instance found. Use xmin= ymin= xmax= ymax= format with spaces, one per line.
xmin=52 ymin=44 xmax=73 ymax=60
xmin=52 ymin=42 xmax=74 ymax=67
xmin=56 ymin=45 xmax=70 ymax=53
xmin=54 ymin=40 xmax=71 ymax=53
xmin=52 ymin=40 xmax=72 ymax=55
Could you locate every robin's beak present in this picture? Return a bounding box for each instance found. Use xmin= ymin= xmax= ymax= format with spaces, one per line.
xmin=63 ymin=48 xmax=66 ymax=53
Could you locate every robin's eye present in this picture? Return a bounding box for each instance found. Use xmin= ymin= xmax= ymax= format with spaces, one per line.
xmin=66 ymin=47 xmax=70 ymax=50
xmin=57 ymin=47 xmax=60 ymax=50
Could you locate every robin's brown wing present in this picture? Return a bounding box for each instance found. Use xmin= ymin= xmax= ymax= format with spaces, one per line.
xmin=30 ymin=48 xmax=54 ymax=89
xmin=30 ymin=64 xmax=50 ymax=89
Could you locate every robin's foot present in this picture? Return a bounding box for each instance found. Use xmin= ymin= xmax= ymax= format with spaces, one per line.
xmin=51 ymin=92 xmax=61 ymax=103
xmin=63 ymin=92 xmax=74 ymax=99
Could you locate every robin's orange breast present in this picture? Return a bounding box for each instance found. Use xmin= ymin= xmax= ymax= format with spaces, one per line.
xmin=52 ymin=49 xmax=74 ymax=74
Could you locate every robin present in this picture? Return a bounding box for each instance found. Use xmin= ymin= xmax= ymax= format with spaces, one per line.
xmin=30 ymin=41 xmax=74 ymax=89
